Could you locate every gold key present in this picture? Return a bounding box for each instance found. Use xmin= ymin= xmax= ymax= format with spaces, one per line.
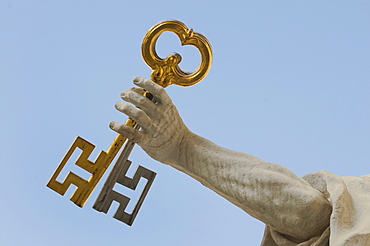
xmin=47 ymin=118 xmax=135 ymax=207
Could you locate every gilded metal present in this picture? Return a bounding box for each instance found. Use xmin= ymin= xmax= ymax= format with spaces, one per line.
xmin=141 ymin=20 xmax=212 ymax=88
xmin=47 ymin=118 xmax=135 ymax=207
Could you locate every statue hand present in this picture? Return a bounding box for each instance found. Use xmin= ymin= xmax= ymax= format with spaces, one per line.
xmin=110 ymin=77 xmax=189 ymax=165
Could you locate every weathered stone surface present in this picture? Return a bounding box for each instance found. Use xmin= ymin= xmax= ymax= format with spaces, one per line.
xmin=111 ymin=77 xmax=370 ymax=245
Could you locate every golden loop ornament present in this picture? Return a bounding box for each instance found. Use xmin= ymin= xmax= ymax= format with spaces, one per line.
xmin=142 ymin=20 xmax=212 ymax=88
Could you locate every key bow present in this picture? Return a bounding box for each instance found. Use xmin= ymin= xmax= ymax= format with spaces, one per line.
xmin=141 ymin=20 xmax=212 ymax=88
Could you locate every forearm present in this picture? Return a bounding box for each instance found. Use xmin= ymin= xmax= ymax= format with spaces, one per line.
xmin=112 ymin=77 xmax=331 ymax=242
xmin=170 ymin=130 xmax=331 ymax=241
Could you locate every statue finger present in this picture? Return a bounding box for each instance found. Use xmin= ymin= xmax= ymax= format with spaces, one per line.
xmin=114 ymin=101 xmax=151 ymax=129
xmin=120 ymin=90 xmax=159 ymax=119
xmin=133 ymin=77 xmax=172 ymax=105
xmin=127 ymin=86 xmax=145 ymax=95
xmin=109 ymin=121 xmax=145 ymax=143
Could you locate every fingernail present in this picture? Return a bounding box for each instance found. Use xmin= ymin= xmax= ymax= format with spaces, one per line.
xmin=109 ymin=121 xmax=117 ymax=130
xmin=120 ymin=91 xmax=127 ymax=99
xmin=133 ymin=77 xmax=141 ymax=84
xmin=114 ymin=102 xmax=120 ymax=110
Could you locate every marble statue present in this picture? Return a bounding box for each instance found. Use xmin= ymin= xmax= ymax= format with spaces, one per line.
xmin=110 ymin=76 xmax=370 ymax=245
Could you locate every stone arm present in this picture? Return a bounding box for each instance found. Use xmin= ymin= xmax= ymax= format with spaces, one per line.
xmin=110 ymin=77 xmax=332 ymax=243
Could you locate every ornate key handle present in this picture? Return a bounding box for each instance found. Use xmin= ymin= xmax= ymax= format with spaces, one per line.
xmin=47 ymin=20 xmax=212 ymax=224
xmin=142 ymin=20 xmax=212 ymax=88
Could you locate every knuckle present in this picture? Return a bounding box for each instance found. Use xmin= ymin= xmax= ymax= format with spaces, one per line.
xmin=116 ymin=125 xmax=126 ymax=135
xmin=125 ymin=90 xmax=135 ymax=98
xmin=131 ymin=132 xmax=143 ymax=143
xmin=136 ymin=96 xmax=147 ymax=106
xmin=133 ymin=87 xmax=144 ymax=94
xmin=132 ymin=108 xmax=144 ymax=119
xmin=117 ymin=124 xmax=127 ymax=132
xmin=156 ymin=86 xmax=165 ymax=95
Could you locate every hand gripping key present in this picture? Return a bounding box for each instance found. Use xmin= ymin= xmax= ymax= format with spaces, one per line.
xmin=47 ymin=20 xmax=212 ymax=224
xmin=92 ymin=20 xmax=212 ymax=225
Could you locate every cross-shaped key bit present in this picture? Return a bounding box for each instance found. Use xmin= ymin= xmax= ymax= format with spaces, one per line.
xmin=93 ymin=133 xmax=156 ymax=225
xmin=47 ymin=118 xmax=136 ymax=207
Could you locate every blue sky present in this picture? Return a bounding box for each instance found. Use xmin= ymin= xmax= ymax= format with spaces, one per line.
xmin=1 ymin=1 xmax=369 ymax=245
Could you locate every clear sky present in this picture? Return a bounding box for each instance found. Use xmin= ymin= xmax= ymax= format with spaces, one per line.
xmin=1 ymin=1 xmax=369 ymax=245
